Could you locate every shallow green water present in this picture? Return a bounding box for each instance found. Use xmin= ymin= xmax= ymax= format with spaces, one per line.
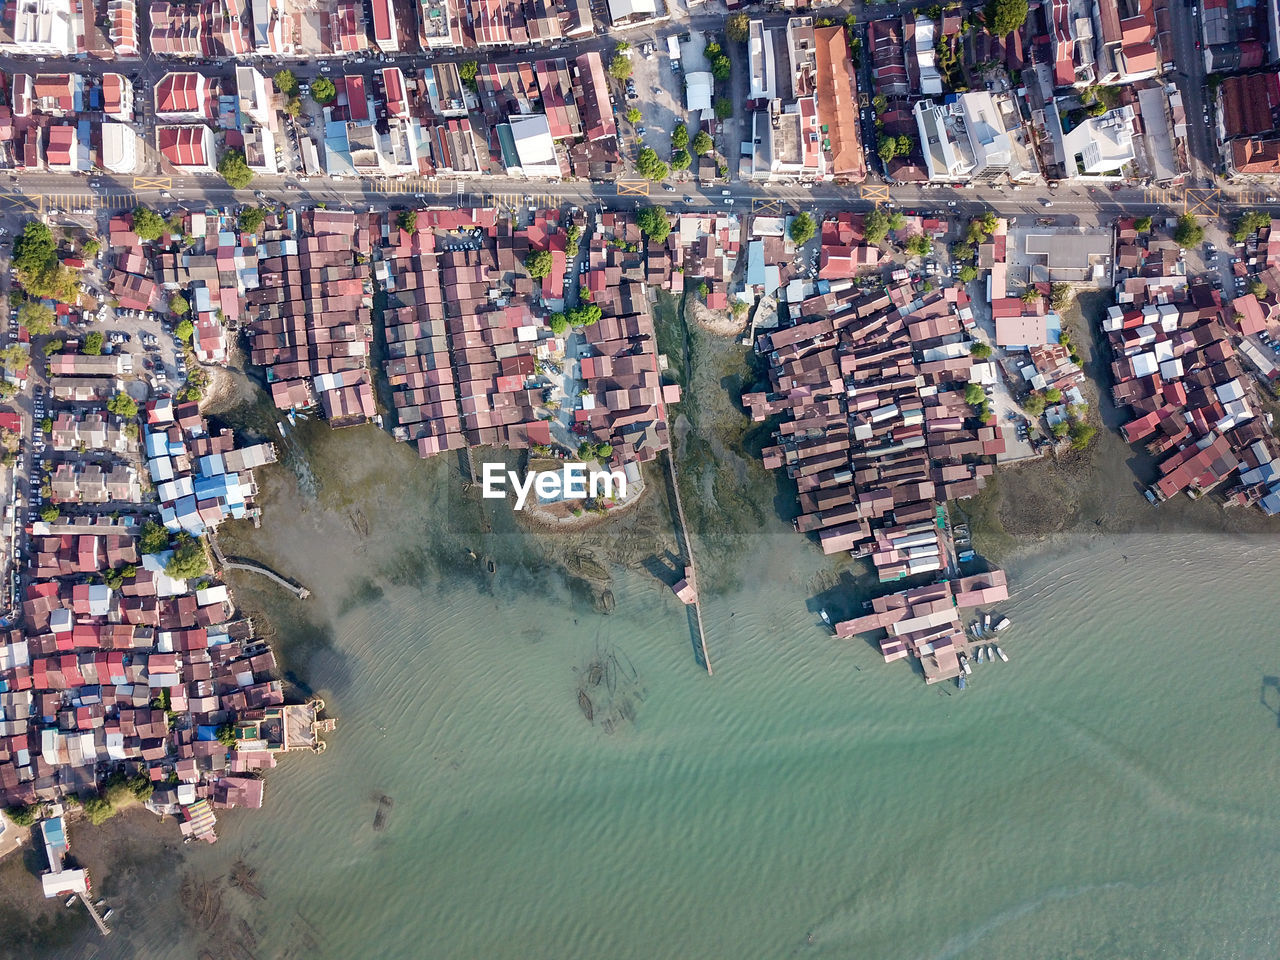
xmin=58 ymin=415 xmax=1280 ymax=960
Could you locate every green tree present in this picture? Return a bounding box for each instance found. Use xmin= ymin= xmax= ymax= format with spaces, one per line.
xmin=964 ymin=382 xmax=986 ymax=406
xmin=5 ymin=803 xmax=42 ymax=826
xmin=169 ymin=293 xmax=189 ymax=316
xmin=978 ymin=210 xmax=998 ymax=235
xmin=140 ymin=520 xmax=170 ymax=554
xmin=81 ymin=331 xmax=103 ymax=355
xmin=789 ymin=212 xmax=817 ymax=245
xmin=636 ymin=147 xmax=670 ymax=181
xmin=216 ymin=723 xmax=238 ymax=748
xmin=877 ymin=133 xmax=899 ymax=162
xmin=906 ymin=234 xmax=932 ymax=257
xmin=174 ymin=319 xmax=193 ymax=343
xmin=888 ymin=212 xmax=905 ymax=231
xmin=1049 ymin=283 xmax=1073 ymax=311
xmin=81 ymin=794 xmax=116 ymax=826
xmin=42 ymin=339 xmax=62 ymax=356
xmin=285 ymin=95 xmax=302 ymax=118
xmin=459 ymin=61 xmax=479 ymax=90
xmin=1172 ymin=214 xmax=1204 ymax=248
xmin=1021 ymin=287 xmax=1041 ymax=304
xmin=970 ymin=341 xmax=992 ymax=358
xmin=525 ymin=250 xmax=553 ymax=279
xmin=872 ymin=93 xmax=888 ymax=113
xmin=1231 ymin=211 xmax=1270 ymax=243
xmin=952 ymin=241 xmax=974 ymax=260
xmin=131 ymin=206 xmax=166 ymax=241
xmin=710 ymin=54 xmax=731 ymax=82
xmin=864 ymin=208 xmax=890 ymax=245
xmin=107 ymin=391 xmax=138 ymax=418
xmin=311 ymin=77 xmax=337 ymax=104
xmin=164 ymin=533 xmax=209 ymax=580
xmin=238 ymin=206 xmax=267 ymax=233
xmin=726 ymin=12 xmax=750 ymax=41
xmin=1022 ymin=393 xmax=1046 ymax=416
xmin=18 ymin=300 xmax=55 ymax=336
xmin=1084 ymin=100 xmax=1107 ymax=117
xmin=714 ymin=98 xmax=734 ymax=120
xmin=547 ymin=313 xmax=569 ymax=336
xmin=567 ymin=225 xmax=581 ymax=247
xmin=697 ymin=280 xmax=709 ymax=299
xmin=12 ymin=220 xmax=55 ymax=275
xmin=40 ymin=505 xmax=58 ymax=523
xmin=609 ymin=52 xmax=633 ymax=80
xmin=957 ymin=265 xmax=979 ymax=282
xmin=985 ymin=0 xmax=1029 ymax=37
xmin=896 ymin=134 xmax=913 ymax=156
xmin=625 ymin=106 xmax=642 ymax=124
xmin=274 ymin=68 xmax=299 ymax=96
xmin=217 ymin=148 xmax=254 ymax=189
xmin=671 ymin=149 xmax=692 ymax=171
xmin=0 ymin=343 xmax=28 ymax=372
xmin=1250 ymin=279 xmax=1268 ymax=298
xmin=637 ymin=206 xmax=672 ymax=243
xmin=81 ymin=238 xmax=100 ymax=258
xmin=395 ymin=209 xmax=417 ymax=235
xmin=568 ymin=304 xmax=602 ymax=327
xmin=672 ymin=124 xmax=689 ymax=150
xmin=1069 ymin=420 xmax=1096 ymax=450
xmin=1044 ymin=387 xmax=1062 ymax=403
xmin=103 ymin=564 xmax=136 ymax=590
xmin=1051 ymin=420 xmax=1070 ymax=438
xmin=692 ymin=130 xmax=714 ymax=156
xmin=1134 ymin=215 xmax=1153 ymax=233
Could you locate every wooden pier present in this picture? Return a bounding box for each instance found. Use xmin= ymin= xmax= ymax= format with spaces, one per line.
xmin=77 ymin=893 xmax=111 ymax=936
xmin=665 ymin=449 xmax=712 ymax=676
xmin=209 ymin=534 xmax=311 ymax=600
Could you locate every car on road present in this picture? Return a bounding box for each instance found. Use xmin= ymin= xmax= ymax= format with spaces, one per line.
xmin=662 ymin=184 xmax=675 ymax=191
xmin=320 ymin=65 xmax=331 ymax=73
xmin=1040 ymin=199 xmax=1053 ymax=207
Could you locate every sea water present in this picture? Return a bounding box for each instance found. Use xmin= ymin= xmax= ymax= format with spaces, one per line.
xmin=44 ymin=424 xmax=1280 ymax=960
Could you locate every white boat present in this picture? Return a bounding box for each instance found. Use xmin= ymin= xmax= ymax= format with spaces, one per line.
xmin=820 ymin=609 xmax=832 ymax=627
xmin=996 ymin=646 xmax=1009 ymax=662
xmin=982 ymin=613 xmax=992 ymax=632
xmin=976 ymin=646 xmax=985 ymax=663
xmin=993 ymin=615 xmax=1010 ymax=632
xmin=987 ymin=645 xmax=997 ymax=662
xmin=962 ymin=658 xmax=972 ymax=675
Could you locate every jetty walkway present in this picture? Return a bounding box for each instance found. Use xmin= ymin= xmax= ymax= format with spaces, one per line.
xmin=208 ymin=535 xmax=311 ymax=599
xmin=665 ymin=449 xmax=713 ymax=676
xmin=77 ymin=893 xmax=111 ymax=936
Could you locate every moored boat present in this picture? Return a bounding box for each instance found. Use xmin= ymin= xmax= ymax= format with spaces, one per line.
xmin=820 ymin=609 xmax=832 ymax=628
xmin=993 ymin=615 xmax=1010 ymax=632
xmin=996 ymin=645 xmax=1009 ymax=662
xmin=957 ymin=673 xmax=966 ymax=690
xmin=986 ymin=645 xmax=997 ymax=662
xmin=976 ymin=646 xmax=985 ymax=663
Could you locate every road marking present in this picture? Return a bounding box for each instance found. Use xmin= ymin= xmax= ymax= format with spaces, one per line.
xmin=133 ymin=176 xmax=172 ymax=191
xmin=752 ymin=198 xmax=781 ymax=214
xmin=616 ymin=179 xmax=650 ymax=197
xmin=859 ymin=184 xmax=890 ymax=203
xmin=0 ymin=192 xmax=41 ymax=214
xmin=1183 ymin=187 xmax=1219 ymax=218
xmin=1143 ymin=187 xmax=1176 ymax=207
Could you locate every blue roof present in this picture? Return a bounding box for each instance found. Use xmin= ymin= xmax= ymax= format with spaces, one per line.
xmin=196 ymin=725 xmax=220 ymax=741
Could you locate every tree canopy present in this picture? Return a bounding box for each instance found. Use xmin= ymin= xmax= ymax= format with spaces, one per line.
xmin=525 ymin=250 xmax=553 ymax=279
xmin=625 ymin=106 xmax=642 ymax=124
xmin=164 ymin=533 xmax=209 ymax=580
xmin=957 ymin=265 xmax=979 ymax=283
xmin=970 ymin=341 xmax=992 ymax=358
xmin=1172 ymin=214 xmax=1204 ymax=249
xmin=568 ymin=304 xmax=602 ymax=327
xmin=238 ymin=206 xmax=267 ymax=233
xmin=692 ymin=130 xmax=714 ymax=156
xmin=274 ymin=69 xmax=298 ymax=96
xmin=905 ymin=234 xmax=933 ymax=257
xmin=311 ymin=77 xmax=337 ymax=104
xmin=1231 ymin=211 xmax=1270 ymax=243
xmin=169 ymin=293 xmax=189 ymax=316
xmin=789 ymin=212 xmax=816 ymax=245
xmin=13 ymin=221 xmax=78 ymax=303
xmin=636 ymin=147 xmax=670 ymax=181
xmin=140 ymin=520 xmax=170 ymax=554
xmin=609 ymin=51 xmax=633 ymax=80
xmin=705 ymin=40 xmax=732 ymax=81
xmin=985 ymin=0 xmax=1029 ymax=37
xmin=863 ymin=208 xmax=890 ymax=245
xmin=459 ymin=61 xmax=478 ymax=90
xmin=726 ymin=12 xmax=750 ymax=41
xmin=175 ymin=319 xmax=193 ymax=343
xmin=1069 ymin=420 xmax=1096 ymax=450
xmin=1134 ymin=216 xmax=1153 ymax=233
xmin=547 ymin=313 xmax=569 ymax=336
xmin=17 ymin=300 xmax=55 ymax=336
xmin=637 ymin=206 xmax=672 ymax=243
xmin=81 ymin=331 xmax=103 ymax=355
xmin=107 ymin=391 xmax=138 ymax=418
xmin=714 ymin=98 xmax=734 ymax=120
xmin=671 ymin=149 xmax=692 ymax=171
xmin=964 ymin=382 xmax=986 ymax=406
xmin=1022 ymin=392 xmax=1046 ymax=415
xmin=217 ymin=148 xmax=254 ymax=189
xmin=0 ymin=343 xmax=28 ymax=373
xmin=396 ymin=210 xmax=417 ymax=234
xmin=672 ymin=124 xmax=689 ymax=150
xmin=131 ymin=206 xmax=166 ymax=241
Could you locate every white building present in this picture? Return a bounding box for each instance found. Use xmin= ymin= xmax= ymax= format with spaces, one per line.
xmin=0 ymin=0 xmax=76 ymax=55
xmin=508 ymin=114 xmax=562 ymax=178
xmin=236 ymin=66 xmax=273 ymax=127
xmin=914 ymin=18 xmax=943 ymax=96
xmin=102 ymin=122 xmax=138 ymax=173
xmin=748 ymin=20 xmax=776 ymax=101
xmin=686 ymin=71 xmax=714 ymax=113
xmin=915 ymin=92 xmax=1039 ymax=183
xmin=1058 ymin=105 xmax=1136 ymax=176
xmin=606 ymin=0 xmax=657 ymax=25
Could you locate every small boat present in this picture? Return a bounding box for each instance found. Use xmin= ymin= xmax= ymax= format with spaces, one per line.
xmin=961 ymin=655 xmax=972 ymax=675
xmin=957 ymin=673 xmax=966 ymax=690
xmin=996 ymin=646 xmax=1009 ymax=662
xmin=982 ymin=613 xmax=992 ymax=632
xmin=993 ymin=615 xmax=1011 ymax=632
xmin=275 ymin=421 xmax=286 ymax=437
xmin=66 ymin=896 xmax=77 ymax=907
xmin=986 ymin=645 xmax=997 ymax=662
xmin=103 ymin=908 xmax=114 ymax=920
xmin=820 ymin=609 xmax=832 ymax=628
xmin=976 ymin=646 xmax=985 ymax=663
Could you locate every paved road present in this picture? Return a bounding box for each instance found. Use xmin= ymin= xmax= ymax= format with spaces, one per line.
xmin=1168 ymin=0 xmax=1215 ymax=180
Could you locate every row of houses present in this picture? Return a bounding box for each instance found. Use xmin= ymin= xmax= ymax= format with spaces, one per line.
xmin=742 ymin=280 xmax=1005 ymax=584
xmin=1106 ymin=224 xmax=1280 ymax=510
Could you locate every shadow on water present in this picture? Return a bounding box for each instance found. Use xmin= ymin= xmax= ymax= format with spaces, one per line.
xmin=1260 ymin=675 xmax=1280 ymax=726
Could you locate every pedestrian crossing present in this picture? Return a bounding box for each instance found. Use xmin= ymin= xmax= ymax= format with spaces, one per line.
xmin=1232 ymin=186 xmax=1279 ymax=207
xmin=41 ymin=192 xmax=138 ymax=213
xmin=484 ymin=192 xmax=568 ymax=211
xmin=1143 ymin=186 xmax=1180 ymax=207
xmin=367 ymin=178 xmax=457 ymax=195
